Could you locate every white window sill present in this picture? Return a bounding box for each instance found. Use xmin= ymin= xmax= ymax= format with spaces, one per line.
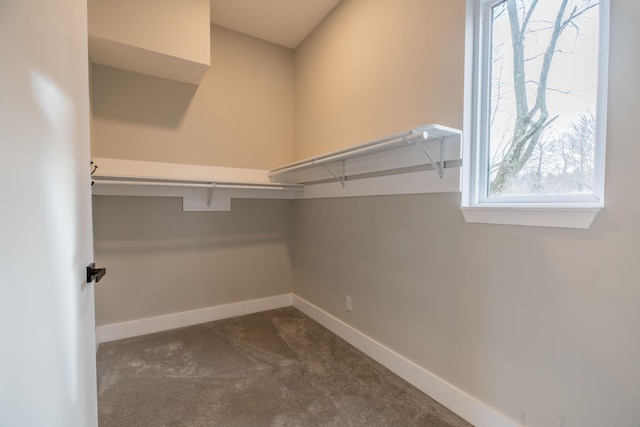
xmin=460 ymin=206 xmax=602 ymax=229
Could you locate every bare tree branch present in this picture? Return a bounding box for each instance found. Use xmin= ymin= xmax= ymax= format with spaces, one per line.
xmin=489 ymin=0 xmax=598 ymax=194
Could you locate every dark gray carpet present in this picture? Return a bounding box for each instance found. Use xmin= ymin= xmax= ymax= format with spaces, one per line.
xmin=97 ymin=307 xmax=472 ymax=426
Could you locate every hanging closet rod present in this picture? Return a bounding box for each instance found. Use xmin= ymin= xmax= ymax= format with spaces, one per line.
xmin=300 ymin=159 xmax=463 ymax=186
xmin=92 ymin=178 xmax=304 ymax=192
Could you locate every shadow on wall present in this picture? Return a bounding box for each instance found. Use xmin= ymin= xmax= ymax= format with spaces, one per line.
xmin=92 ymin=196 xmax=295 ymax=254
xmin=90 ymin=64 xmax=197 ymax=127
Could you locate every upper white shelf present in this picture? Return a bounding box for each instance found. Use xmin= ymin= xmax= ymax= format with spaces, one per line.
xmin=269 ymin=124 xmax=463 ymax=198
xmin=88 ymin=0 xmax=210 ymax=85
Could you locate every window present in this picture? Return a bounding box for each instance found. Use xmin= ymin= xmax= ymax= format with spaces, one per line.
xmin=462 ymin=0 xmax=609 ymax=228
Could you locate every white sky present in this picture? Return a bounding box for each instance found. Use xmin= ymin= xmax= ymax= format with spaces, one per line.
xmin=489 ymin=0 xmax=600 ymax=158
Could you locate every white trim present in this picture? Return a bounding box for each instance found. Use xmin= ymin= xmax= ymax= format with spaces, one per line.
xmin=462 ymin=0 xmax=610 ymax=228
xmin=461 ymin=206 xmax=601 ymax=229
xmin=593 ymin=0 xmax=611 ymax=199
xmin=292 ymin=295 xmax=520 ymax=427
xmin=96 ymin=294 xmax=293 ymax=343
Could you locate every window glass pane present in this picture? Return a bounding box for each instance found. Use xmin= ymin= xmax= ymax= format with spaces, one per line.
xmin=487 ymin=0 xmax=600 ymax=197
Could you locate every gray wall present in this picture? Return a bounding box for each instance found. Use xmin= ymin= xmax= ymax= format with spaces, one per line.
xmin=293 ymin=0 xmax=464 ymax=159
xmin=93 ymin=197 xmax=293 ymax=326
xmin=91 ymin=25 xmax=294 ymax=169
xmin=91 ymin=1 xmax=640 ymax=425
xmin=91 ymin=24 xmax=297 ymax=328
xmin=292 ymin=1 xmax=640 ymax=426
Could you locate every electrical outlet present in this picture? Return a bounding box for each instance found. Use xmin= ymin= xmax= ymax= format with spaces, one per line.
xmin=345 ymin=296 xmax=352 ymax=312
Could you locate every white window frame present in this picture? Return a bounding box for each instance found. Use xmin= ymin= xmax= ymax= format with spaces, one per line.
xmin=461 ymin=0 xmax=610 ymax=229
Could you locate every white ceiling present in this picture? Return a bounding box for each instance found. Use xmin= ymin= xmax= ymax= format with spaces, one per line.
xmin=210 ymin=0 xmax=342 ymax=49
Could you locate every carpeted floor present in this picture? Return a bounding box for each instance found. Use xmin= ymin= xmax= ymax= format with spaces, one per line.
xmin=97 ymin=307 xmax=472 ymax=426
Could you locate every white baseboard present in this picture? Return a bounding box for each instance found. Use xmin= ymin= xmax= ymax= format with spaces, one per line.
xmin=96 ymin=294 xmax=293 ymax=344
xmin=292 ymin=295 xmax=520 ymax=427
xmin=96 ymin=292 xmax=518 ymax=427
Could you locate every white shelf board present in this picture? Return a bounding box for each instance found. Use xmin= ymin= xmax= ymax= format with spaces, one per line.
xmin=91 ymin=124 xmax=464 ymax=210
xmin=93 ymin=157 xmax=273 ymax=184
xmin=91 ymin=157 xmax=302 ymax=211
xmin=269 ymin=124 xmax=463 ymax=198
xmin=89 ymin=36 xmax=209 ymax=85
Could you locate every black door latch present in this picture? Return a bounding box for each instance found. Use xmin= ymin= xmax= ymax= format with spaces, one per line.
xmin=86 ymin=263 xmax=107 ymax=283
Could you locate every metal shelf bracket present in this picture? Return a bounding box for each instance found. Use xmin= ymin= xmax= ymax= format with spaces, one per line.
xmin=409 ymin=132 xmax=444 ymax=178
xmin=207 ymin=183 xmax=217 ymax=207
xmin=323 ymin=160 xmax=346 ymax=187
